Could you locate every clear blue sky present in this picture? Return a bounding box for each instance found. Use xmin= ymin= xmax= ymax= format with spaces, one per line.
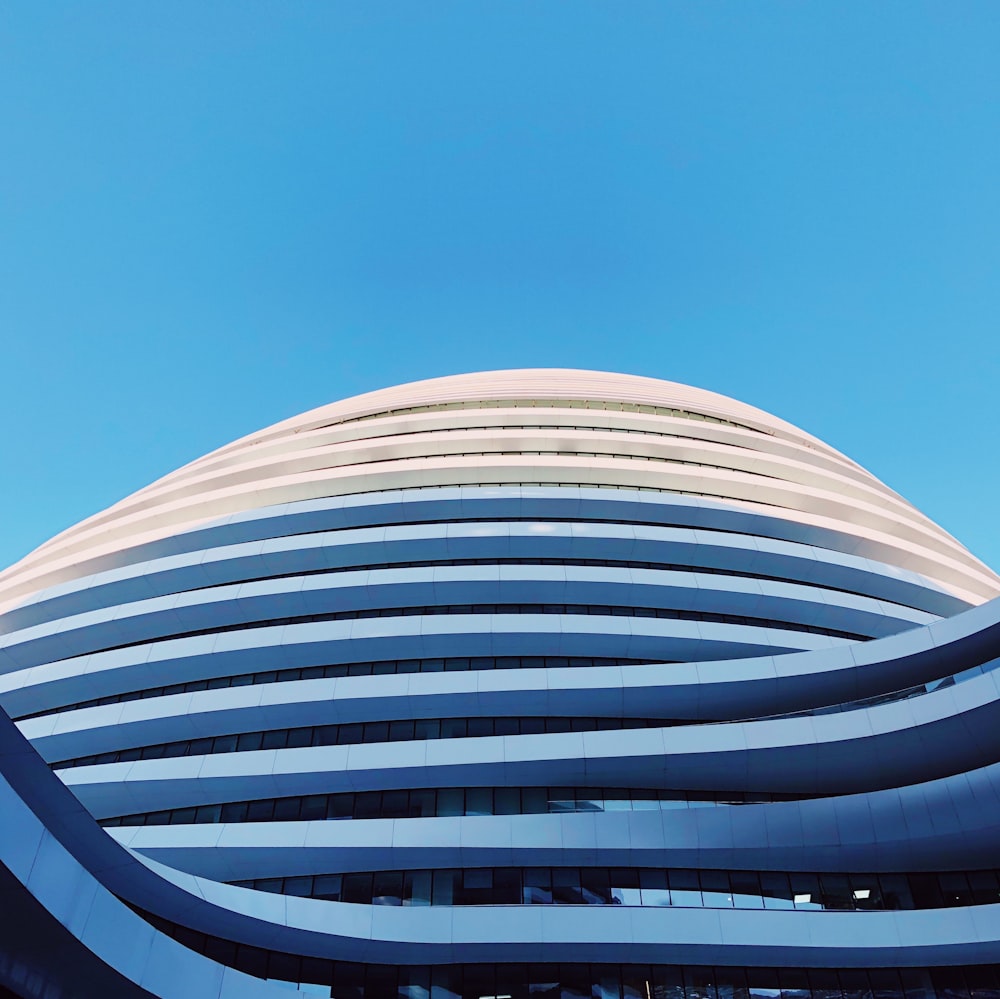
xmin=2 ymin=3 xmax=999 ymax=573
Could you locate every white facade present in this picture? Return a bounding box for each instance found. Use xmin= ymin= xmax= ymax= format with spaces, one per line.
xmin=2 ymin=370 xmax=1000 ymax=998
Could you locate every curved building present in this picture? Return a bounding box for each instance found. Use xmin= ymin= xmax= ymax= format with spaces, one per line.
xmin=3 ymin=369 xmax=1000 ymax=998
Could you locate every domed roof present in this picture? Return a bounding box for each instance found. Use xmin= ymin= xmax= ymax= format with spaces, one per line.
xmin=232 ymin=369 xmax=834 ymax=454
xmin=1 ymin=368 xmax=997 ymax=613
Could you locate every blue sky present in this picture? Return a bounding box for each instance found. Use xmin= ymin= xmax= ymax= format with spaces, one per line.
xmin=1 ymin=3 xmax=999 ymax=572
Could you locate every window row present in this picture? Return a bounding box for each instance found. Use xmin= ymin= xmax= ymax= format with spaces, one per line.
xmin=100 ymin=785 xmax=799 ymax=827
xmin=95 ymin=601 xmax=866 ymax=656
xmin=337 ymin=394 xmax=755 ymax=429
xmin=21 ymin=656 xmax=650 ymax=721
xmin=54 ymin=715 xmax=669 ymax=769
xmin=773 ymin=655 xmax=1000 ymax=723
xmin=137 ymin=913 xmax=1000 ymax=999
xmin=191 ymin=554 xmax=858 ymax=598
xmin=358 ymin=447 xmax=780 ymax=477
xmin=230 ymin=866 xmax=1000 ymax=912
xmin=348 ymin=419 xmax=750 ymax=441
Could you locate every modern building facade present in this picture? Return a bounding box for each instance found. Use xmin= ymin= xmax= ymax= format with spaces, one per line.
xmin=3 ymin=369 xmax=1000 ymax=998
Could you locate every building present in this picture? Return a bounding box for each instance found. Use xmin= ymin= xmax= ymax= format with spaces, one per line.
xmin=2 ymin=369 xmax=1000 ymax=999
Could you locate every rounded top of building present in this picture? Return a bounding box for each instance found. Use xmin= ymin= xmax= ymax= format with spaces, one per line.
xmin=2 ymin=367 xmax=997 ymax=613
xmin=229 ymin=368 xmax=837 ymax=458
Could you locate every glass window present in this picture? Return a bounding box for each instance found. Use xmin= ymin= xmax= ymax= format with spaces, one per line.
xmin=458 ymin=868 xmax=494 ymax=906
xmin=313 ymin=874 xmax=342 ymax=901
xmin=699 ymin=870 xmax=732 ymax=908
xmin=523 ymin=868 xmax=553 ymax=905
xmin=818 ymin=874 xmax=853 ymax=910
xmin=929 ymin=969 xmax=971 ymax=999
xmin=467 ymin=717 xmax=494 ymax=738
xmin=759 ymin=873 xmax=794 ymax=910
xmin=237 ymin=732 xmax=263 ymax=752
xmin=341 ymin=872 xmax=373 ymax=904
xmin=581 ymin=869 xmax=612 ymax=906
xmin=437 ymin=788 xmax=464 ymax=817
xmin=968 ymin=871 xmax=1000 ymax=905
xmin=960 ymin=966 xmax=1000 ymax=999
xmin=312 ymin=725 xmax=340 ymax=746
xmin=593 ymin=964 xmax=624 ymax=999
xmin=463 ymin=965 xmax=498 ymax=998
xmin=868 ymin=970 xmax=904 ymax=999
xmin=668 ymin=870 xmax=702 ymax=908
xmin=849 ymin=875 xmax=882 ymax=911
xmin=551 ymin=869 xmax=583 ymax=905
xmin=338 ymin=723 xmax=363 ymax=744
xmin=807 ymin=970 xmax=843 ymax=999
xmin=408 ymin=790 xmax=436 ymax=818
xmin=623 ymin=967 xmax=655 ymax=999
xmin=526 ymin=963 xmax=560 ymax=997
xmin=284 ymin=876 xmax=313 ymax=897
xmin=730 ymin=871 xmax=763 ymax=910
xmin=688 ymin=967 xmax=718 ymax=999
xmin=381 ymin=789 xmax=409 ymax=818
xmin=494 ymin=868 xmax=522 ymax=905
xmin=494 ymin=787 xmax=521 ymax=815
xmin=245 ymin=799 xmax=274 ymax=822
xmin=403 ymin=870 xmax=432 ymax=907
xmin=261 ymin=729 xmax=289 ymax=750
xmin=266 ymin=951 xmax=301 ymax=984
xmin=611 ymin=869 xmax=642 ymax=907
xmin=777 ymin=970 xmax=810 ymax=999
xmin=907 ymin=873 xmax=944 ymax=909
xmin=519 ymin=787 xmax=546 ymax=813
xmin=300 ymin=795 xmax=327 ymax=821
xmin=234 ymin=944 xmax=268 ymax=978
xmin=602 ymin=795 xmax=632 ymax=811
xmin=745 ymin=968 xmax=781 ymax=999
xmin=389 ymin=720 xmax=415 ymax=741
xmin=717 ymin=969 xmax=749 ymax=999
xmin=364 ymin=721 xmax=389 ymax=744
xmin=639 ymin=870 xmax=671 ymax=907
xmin=272 ymin=798 xmax=300 ymax=821
xmin=372 ymin=871 xmax=403 ymax=906
xmin=431 ymin=869 xmax=458 ymax=906
xmin=364 ymin=966 xmax=398 ymax=996
xmin=414 ymin=719 xmax=441 ymax=740
xmin=939 ymin=873 xmax=974 ymax=907
xmin=465 ymin=788 xmax=493 ymax=816
xmin=878 ymin=874 xmax=913 ymax=910
xmin=326 ymin=795 xmax=354 ymax=820
xmin=897 ymin=969 xmax=931 ymax=999
xmin=559 ymin=963 xmax=592 ymax=997
xmin=788 ymin=874 xmax=821 ymax=910
xmin=354 ymin=791 xmax=382 ymax=820
xmin=286 ymin=727 xmax=314 ymax=749
xmin=653 ymin=966 xmax=687 ymax=999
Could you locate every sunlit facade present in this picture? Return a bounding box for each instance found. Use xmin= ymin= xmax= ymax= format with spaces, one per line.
xmin=3 ymin=370 xmax=1000 ymax=998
